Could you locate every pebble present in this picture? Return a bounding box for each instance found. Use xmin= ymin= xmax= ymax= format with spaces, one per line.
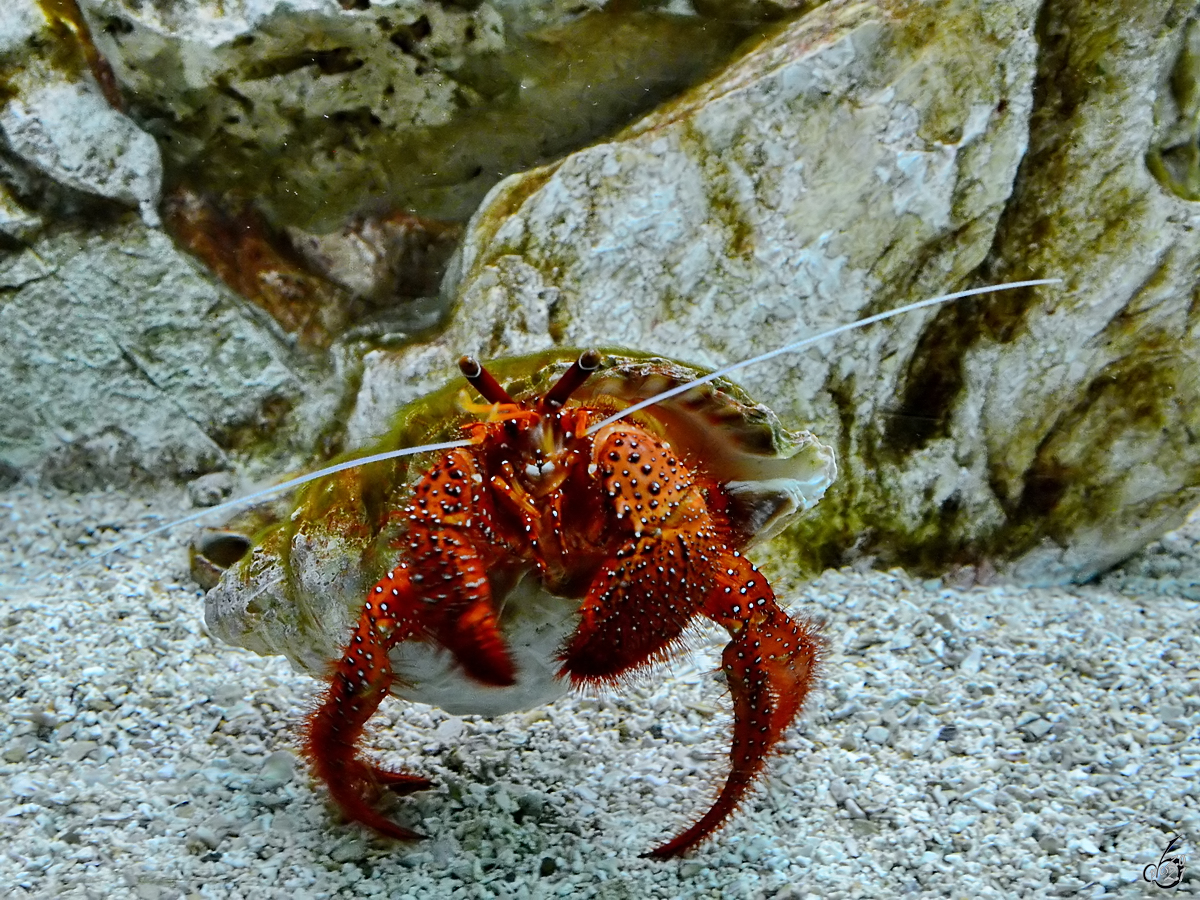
xmin=864 ymin=725 xmax=890 ymax=744
xmin=187 ymin=472 xmax=235 ymax=507
xmin=959 ymin=646 xmax=984 ymax=674
xmin=1020 ymin=718 xmax=1054 ymax=740
xmin=330 ymin=837 xmax=368 ymax=863
xmin=253 ymin=750 xmax=296 ymax=791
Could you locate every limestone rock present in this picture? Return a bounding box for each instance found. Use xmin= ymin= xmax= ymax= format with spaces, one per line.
xmin=4 ymin=0 xmax=1197 ymax=584
xmin=978 ymin=0 xmax=1200 ymax=582
xmin=0 ymin=221 xmax=320 ymax=488
xmin=77 ymin=0 xmax=783 ymax=229
xmin=347 ymin=0 xmax=1200 ymax=583
xmin=0 ymin=81 xmax=162 ymax=226
xmin=0 ymin=0 xmax=157 ymax=229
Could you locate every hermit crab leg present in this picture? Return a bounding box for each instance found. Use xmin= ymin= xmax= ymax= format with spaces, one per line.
xmin=304 ymin=447 xmax=517 ymax=839
xmin=647 ymin=552 xmax=822 ymax=859
xmin=558 ymin=423 xmax=716 ymax=678
xmin=303 ymin=564 xmax=432 ymax=841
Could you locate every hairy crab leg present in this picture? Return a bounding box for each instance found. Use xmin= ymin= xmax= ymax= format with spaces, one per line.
xmin=303 ymin=564 xmax=431 ymax=840
xmin=398 ymin=448 xmax=517 ymax=686
xmin=305 ymin=447 xmax=519 ymax=838
xmin=559 ymin=421 xmax=823 ymax=855
xmin=558 ymin=424 xmax=717 ymax=677
xmin=647 ymin=552 xmax=822 ymax=859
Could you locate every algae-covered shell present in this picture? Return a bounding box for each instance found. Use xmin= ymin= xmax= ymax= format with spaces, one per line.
xmin=203 ymin=350 xmax=835 ymax=716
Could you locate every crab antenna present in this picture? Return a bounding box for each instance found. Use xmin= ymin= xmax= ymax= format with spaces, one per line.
xmin=541 ymin=348 xmax=603 ymax=410
xmin=459 ymin=356 xmax=516 ymax=405
xmin=586 ymin=278 xmax=1062 ymax=435
xmin=45 ymin=438 xmax=475 ymax=580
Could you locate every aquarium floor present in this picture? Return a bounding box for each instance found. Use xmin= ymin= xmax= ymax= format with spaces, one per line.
xmin=1 ymin=487 xmax=1198 ymax=899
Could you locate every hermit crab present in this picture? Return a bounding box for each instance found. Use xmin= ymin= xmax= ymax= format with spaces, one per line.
xmin=191 ymin=280 xmax=1055 ymax=857
xmin=203 ymin=348 xmax=836 ymax=857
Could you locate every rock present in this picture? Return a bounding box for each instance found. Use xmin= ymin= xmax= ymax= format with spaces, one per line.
xmin=1019 ymin=717 xmax=1053 ymax=741
xmin=2 ymin=0 xmax=1195 ymax=585
xmin=78 ymin=0 xmax=784 ymax=229
xmin=287 ymin=212 xmax=463 ymax=306
xmin=253 ymin=750 xmax=296 ymax=792
xmin=864 ymin=725 xmax=891 ymax=744
xmin=0 ymin=221 xmax=320 ymax=486
xmin=0 ymin=81 xmax=162 ymax=226
xmin=345 ymin=0 xmax=1200 ymax=583
xmin=330 ymin=836 xmax=368 ymax=864
xmin=0 ymin=459 xmax=20 ymax=490
xmin=959 ymin=647 xmax=983 ymax=675
xmin=981 ymin=0 xmax=1200 ymax=583
xmin=0 ymin=1 xmax=157 ymax=228
xmin=187 ymin=472 xmax=235 ymax=508
xmin=828 ymin=778 xmax=851 ymax=803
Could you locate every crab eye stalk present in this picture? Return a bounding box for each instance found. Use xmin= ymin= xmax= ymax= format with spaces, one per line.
xmin=459 ymin=356 xmax=516 ymax=406
xmin=541 ymin=348 xmax=602 ymax=410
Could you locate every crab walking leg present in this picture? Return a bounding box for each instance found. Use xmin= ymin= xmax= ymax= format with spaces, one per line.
xmin=559 ymin=532 xmax=709 ymax=679
xmin=559 ymin=426 xmax=716 ymax=677
xmin=647 ymin=552 xmax=823 ymax=859
xmin=401 ymin=447 xmax=518 ymax=687
xmin=303 ymin=566 xmax=431 ymax=840
xmin=304 ymin=449 xmax=518 ymax=840
xmin=402 ymin=527 xmax=517 ymax=686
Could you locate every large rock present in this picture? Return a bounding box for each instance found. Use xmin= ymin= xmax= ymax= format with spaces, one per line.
xmin=347 ymin=0 xmax=1200 ymax=583
xmin=977 ymin=0 xmax=1200 ymax=581
xmin=0 ymin=221 xmax=323 ymax=488
xmin=0 ymin=1 xmax=339 ymax=486
xmin=0 ymin=81 xmax=161 ymax=226
xmin=77 ymin=0 xmax=783 ymax=229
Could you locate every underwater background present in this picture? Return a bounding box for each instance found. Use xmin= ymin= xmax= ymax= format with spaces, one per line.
xmin=1 ymin=0 xmax=1198 ymax=897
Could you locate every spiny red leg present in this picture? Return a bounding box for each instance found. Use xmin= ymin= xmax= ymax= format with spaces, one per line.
xmin=560 ymin=426 xmax=713 ymax=680
xmin=404 ymin=448 xmax=517 ymax=687
xmin=303 ymin=567 xmax=430 ymax=841
xmin=405 ymin=528 xmax=515 ymax=686
xmin=646 ymin=551 xmax=822 ymax=859
xmin=304 ymin=447 xmax=518 ymax=841
xmin=559 ymin=532 xmax=709 ymax=680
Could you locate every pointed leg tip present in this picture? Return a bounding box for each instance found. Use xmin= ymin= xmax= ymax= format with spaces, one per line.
xmin=371 ymin=822 xmax=427 ymax=842
xmin=380 ymin=775 xmax=435 ymax=796
xmin=641 ymin=845 xmax=684 ymax=860
xmin=641 ymin=835 xmax=695 ymax=860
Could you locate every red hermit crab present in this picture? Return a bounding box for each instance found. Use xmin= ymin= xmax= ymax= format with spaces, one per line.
xmin=204 ymin=348 xmax=835 ymax=857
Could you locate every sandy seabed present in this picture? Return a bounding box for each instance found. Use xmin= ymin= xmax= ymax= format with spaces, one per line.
xmin=1 ymin=486 xmax=1198 ymax=899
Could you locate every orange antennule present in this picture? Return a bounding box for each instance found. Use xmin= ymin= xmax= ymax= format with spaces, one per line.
xmin=540 ymin=348 xmax=602 ymax=410
xmin=458 ymin=355 xmax=516 ymax=406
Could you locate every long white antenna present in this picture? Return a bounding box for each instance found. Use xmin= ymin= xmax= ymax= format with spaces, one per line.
xmin=586 ymin=279 xmax=1060 ymax=434
xmin=52 ymin=277 xmax=1059 ymax=576
xmin=59 ymin=438 xmax=473 ymax=574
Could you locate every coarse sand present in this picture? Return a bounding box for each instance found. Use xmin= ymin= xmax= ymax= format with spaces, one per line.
xmin=1 ymin=486 xmax=1198 ymax=899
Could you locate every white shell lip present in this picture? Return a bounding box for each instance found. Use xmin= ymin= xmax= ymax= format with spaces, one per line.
xmin=389 ymin=570 xmax=579 ymax=717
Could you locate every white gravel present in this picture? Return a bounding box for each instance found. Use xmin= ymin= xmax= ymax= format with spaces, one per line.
xmin=1 ymin=486 xmax=1198 ymax=899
